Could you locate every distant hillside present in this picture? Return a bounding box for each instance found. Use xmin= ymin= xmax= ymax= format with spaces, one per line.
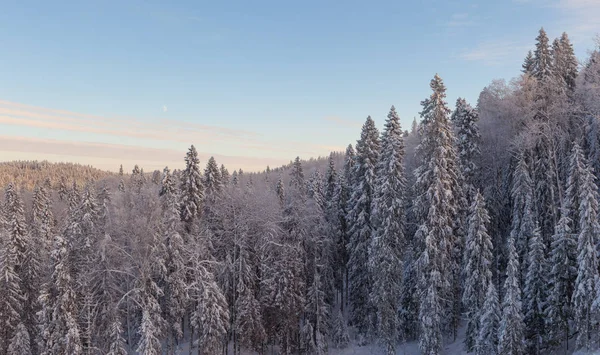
xmin=0 ymin=160 xmax=113 ymax=191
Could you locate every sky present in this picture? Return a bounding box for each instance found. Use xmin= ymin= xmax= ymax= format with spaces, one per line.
xmin=0 ymin=0 xmax=599 ymax=172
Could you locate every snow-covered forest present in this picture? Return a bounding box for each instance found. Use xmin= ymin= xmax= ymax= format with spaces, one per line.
xmin=1 ymin=28 xmax=600 ymax=355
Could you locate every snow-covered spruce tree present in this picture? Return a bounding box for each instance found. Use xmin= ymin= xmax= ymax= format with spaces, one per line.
xmin=565 ymin=142 xmax=586 ymax=234
xmin=136 ymin=234 xmax=167 ymax=355
xmin=69 ymin=181 xmax=80 ymax=211
xmin=119 ymin=164 xmax=124 ymax=176
xmin=308 ymin=170 xmax=325 ymax=211
xmin=220 ymin=164 xmax=230 ymax=185
xmin=523 ymin=225 xmax=547 ymax=354
xmin=8 ymin=322 xmax=30 ymax=355
xmin=231 ymin=170 xmax=239 ymax=186
xmin=149 ymin=169 xmax=160 ymax=185
xmin=130 ymin=164 xmax=143 ymax=192
xmin=235 ymin=246 xmax=266 ymax=353
xmin=106 ymin=317 xmax=128 ymax=355
xmin=552 ymin=32 xmax=578 ymax=94
xmin=180 ymin=145 xmax=204 ymax=231
xmin=325 ymin=152 xmax=338 ymax=204
xmin=476 ymin=281 xmax=500 ymax=355
xmin=369 ymin=105 xmax=406 ymax=354
xmin=572 ymin=151 xmax=600 ymax=352
xmin=262 ymin=168 xmax=306 ymax=353
xmin=414 ymin=74 xmax=464 ymax=353
xmin=190 ymin=266 xmax=230 ymax=355
xmin=305 ymin=268 xmax=328 ymax=355
xmin=522 ymin=50 xmax=535 ymax=74
xmin=510 ymin=152 xmax=535 ymax=281
xmin=498 ymin=237 xmax=525 ymax=355
xmin=462 ymin=191 xmax=493 ymax=352
xmin=31 ymin=184 xmax=54 ymax=250
xmin=3 ymin=183 xmax=36 ymax=354
xmin=289 ymin=156 xmax=306 ymax=196
xmin=0 ymin=198 xmax=26 ymax=354
xmin=40 ymin=216 xmax=83 ymax=355
xmin=546 ymin=212 xmax=576 ymax=348
xmin=532 ymin=27 xmax=553 ymax=81
xmin=331 ymin=307 xmax=350 ymax=349
xmin=347 ymin=115 xmax=380 ymax=337
xmin=159 ymin=166 xmax=175 ymax=199
xmin=338 ymin=144 xmax=355 ymax=309
xmin=451 ymin=97 xmax=481 ymax=191
xmin=203 ymin=156 xmax=223 ymax=201
xmin=58 ymin=176 xmax=69 ymax=201
xmin=276 ymin=173 xmax=285 ymax=206
xmin=80 ymin=183 xmax=99 ymax=249
xmin=160 ymin=170 xmax=188 ymax=352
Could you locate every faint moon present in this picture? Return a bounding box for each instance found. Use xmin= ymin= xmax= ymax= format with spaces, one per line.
xmin=162 ymin=105 xmax=168 ymax=113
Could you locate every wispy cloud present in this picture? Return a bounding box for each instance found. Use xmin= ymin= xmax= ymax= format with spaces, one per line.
xmin=551 ymin=0 xmax=600 ymax=43
xmin=457 ymin=40 xmax=532 ymax=66
xmin=0 ymin=100 xmax=343 ymax=171
xmin=446 ymin=13 xmax=478 ymax=28
xmin=0 ymin=135 xmax=289 ymax=172
xmin=458 ymin=0 xmax=600 ymax=66
xmin=323 ymin=116 xmax=362 ymax=128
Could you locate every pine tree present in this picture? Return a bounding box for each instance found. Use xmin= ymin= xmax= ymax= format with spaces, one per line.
xmin=331 ymin=308 xmax=350 ymax=348
xmin=462 ymin=191 xmax=493 ymax=352
xmin=523 ymin=225 xmax=547 ymax=354
xmin=0 ymin=226 xmax=25 ymax=354
xmin=553 ymin=32 xmax=578 ymax=93
xmin=276 ymin=173 xmax=285 ymax=206
xmin=451 ymin=98 xmax=481 ymax=190
xmin=136 ymin=236 xmax=166 ymax=355
xmin=565 ymin=143 xmax=586 ymax=234
xmin=41 ymin=221 xmax=83 ymax=354
xmin=191 ymin=267 xmax=229 ymax=354
xmin=131 ymin=165 xmax=142 ymax=192
xmin=546 ymin=213 xmax=576 ymax=348
xmin=347 ymin=115 xmax=380 ymax=336
xmin=572 ymin=151 xmax=599 ymax=351
xmin=118 ymin=164 xmax=123 ymax=176
xmin=510 ymin=153 xmax=535 ymax=279
xmin=151 ymin=170 xmax=161 ymax=185
xmin=533 ymin=27 xmax=553 ymax=80
xmin=369 ymin=106 xmax=405 ymax=354
xmin=522 ymin=50 xmax=535 ymax=74
xmin=289 ymin=156 xmax=306 ymax=196
xmin=58 ymin=177 xmax=69 ymax=201
xmin=68 ymin=181 xmax=81 ymax=211
xmin=498 ymin=237 xmax=525 ymax=355
xmin=231 ymin=170 xmax=239 ymax=186
xmin=106 ymin=318 xmax=128 ymax=355
xmin=32 ymin=185 xmax=54 ymax=250
xmin=475 ymin=282 xmax=500 ymax=355
xmin=235 ymin=246 xmax=265 ymax=352
xmin=161 ymin=177 xmax=188 ymax=351
xmin=204 ymin=156 xmax=222 ymax=200
xmin=414 ymin=74 xmax=464 ymax=353
xmin=338 ymin=144 xmax=355 ymax=307
xmin=7 ymin=322 xmax=31 ymax=355
xmin=220 ymin=164 xmax=230 ymax=185
xmin=3 ymin=183 xmax=35 ymax=354
xmin=180 ymin=145 xmax=204 ymax=230
xmin=308 ymin=170 xmax=325 ymax=211
xmin=305 ymin=269 xmax=328 ymax=355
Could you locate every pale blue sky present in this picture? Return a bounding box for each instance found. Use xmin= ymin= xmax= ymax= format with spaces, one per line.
xmin=0 ymin=0 xmax=598 ymax=171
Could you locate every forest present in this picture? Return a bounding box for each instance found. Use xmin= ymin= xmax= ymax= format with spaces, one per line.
xmin=1 ymin=27 xmax=600 ymax=355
